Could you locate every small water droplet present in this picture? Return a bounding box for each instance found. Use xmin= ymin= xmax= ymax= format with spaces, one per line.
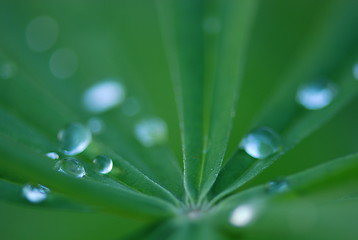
xmin=230 ymin=205 xmax=255 ymax=227
xmin=240 ymin=127 xmax=281 ymax=159
xmin=135 ymin=118 xmax=168 ymax=147
xmin=0 ymin=62 xmax=17 ymax=80
xmin=266 ymin=179 xmax=289 ymax=193
xmin=296 ymin=81 xmax=336 ymax=110
xmin=93 ymin=155 xmax=113 ymax=174
xmin=46 ymin=152 xmax=59 ymax=160
xmin=26 ymin=16 xmax=59 ymax=52
xmin=87 ymin=117 xmax=104 ymax=134
xmin=58 ymin=122 xmax=92 ymax=156
xmin=121 ymin=97 xmax=140 ymax=116
xmin=22 ymin=184 xmax=50 ymax=203
xmin=83 ymin=80 xmax=126 ymax=113
xmin=56 ymin=157 xmax=86 ymax=178
xmin=203 ymin=16 xmax=221 ymax=34
xmin=353 ymin=63 xmax=358 ymax=80
xmin=50 ymin=48 xmax=78 ymax=79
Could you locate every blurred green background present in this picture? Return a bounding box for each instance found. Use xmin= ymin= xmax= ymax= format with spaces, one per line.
xmin=1 ymin=0 xmax=358 ymax=239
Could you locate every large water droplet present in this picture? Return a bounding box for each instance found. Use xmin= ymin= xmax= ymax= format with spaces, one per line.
xmin=266 ymin=179 xmax=289 ymax=193
xmin=240 ymin=127 xmax=281 ymax=159
xmin=22 ymin=184 xmax=49 ymax=203
xmin=296 ymin=81 xmax=336 ymax=110
xmin=58 ymin=122 xmax=91 ymax=156
xmin=56 ymin=157 xmax=86 ymax=178
xmin=0 ymin=62 xmax=17 ymax=80
xmin=87 ymin=117 xmax=104 ymax=134
xmin=135 ymin=118 xmax=168 ymax=147
xmin=26 ymin=16 xmax=59 ymax=52
xmin=230 ymin=205 xmax=255 ymax=227
xmin=93 ymin=155 xmax=113 ymax=174
xmin=50 ymin=48 xmax=78 ymax=79
xmin=83 ymin=80 xmax=125 ymax=113
xmin=353 ymin=63 xmax=358 ymax=80
xmin=46 ymin=152 xmax=59 ymax=160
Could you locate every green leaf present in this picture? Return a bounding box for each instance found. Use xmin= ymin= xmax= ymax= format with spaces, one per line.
xmin=211 ymin=0 xmax=358 ymax=202
xmin=216 ymin=152 xmax=358 ymax=211
xmin=0 ymin=133 xmax=174 ymax=220
xmin=0 ymin=179 xmax=90 ymax=211
xmin=156 ymin=0 xmax=205 ymax=202
xmin=198 ymin=0 xmax=258 ymax=201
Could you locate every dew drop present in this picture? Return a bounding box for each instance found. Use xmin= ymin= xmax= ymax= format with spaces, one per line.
xmin=240 ymin=127 xmax=281 ymax=159
xmin=121 ymin=97 xmax=140 ymax=116
xmin=135 ymin=118 xmax=168 ymax=147
xmin=296 ymin=81 xmax=336 ymax=110
xmin=0 ymin=62 xmax=17 ymax=80
xmin=56 ymin=157 xmax=86 ymax=178
xmin=266 ymin=179 xmax=289 ymax=193
xmin=26 ymin=16 xmax=58 ymax=52
xmin=22 ymin=184 xmax=49 ymax=203
xmin=83 ymin=80 xmax=126 ymax=113
xmin=50 ymin=48 xmax=78 ymax=79
xmin=203 ymin=16 xmax=221 ymax=34
xmin=230 ymin=205 xmax=255 ymax=227
xmin=353 ymin=63 xmax=358 ymax=80
xmin=87 ymin=117 xmax=104 ymax=134
xmin=93 ymin=155 xmax=113 ymax=174
xmin=58 ymin=122 xmax=91 ymax=156
xmin=46 ymin=152 xmax=59 ymax=160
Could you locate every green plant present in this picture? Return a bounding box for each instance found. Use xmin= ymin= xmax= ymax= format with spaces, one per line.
xmin=1 ymin=0 xmax=358 ymax=239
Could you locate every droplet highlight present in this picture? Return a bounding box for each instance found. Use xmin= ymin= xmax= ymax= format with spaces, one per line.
xmin=296 ymin=81 xmax=336 ymax=110
xmin=87 ymin=117 xmax=104 ymax=134
xmin=266 ymin=179 xmax=289 ymax=193
xmin=46 ymin=152 xmax=59 ymax=160
xmin=56 ymin=157 xmax=86 ymax=178
xmin=26 ymin=16 xmax=58 ymax=52
xmin=58 ymin=122 xmax=91 ymax=156
xmin=135 ymin=118 xmax=168 ymax=147
xmin=22 ymin=184 xmax=49 ymax=203
xmin=240 ymin=127 xmax=281 ymax=159
xmin=83 ymin=80 xmax=125 ymax=113
xmin=230 ymin=205 xmax=255 ymax=227
xmin=50 ymin=48 xmax=78 ymax=79
xmin=93 ymin=155 xmax=113 ymax=174
xmin=353 ymin=63 xmax=358 ymax=80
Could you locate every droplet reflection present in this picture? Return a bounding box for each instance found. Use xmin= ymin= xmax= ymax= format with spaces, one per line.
xmin=22 ymin=184 xmax=49 ymax=203
xmin=240 ymin=127 xmax=281 ymax=159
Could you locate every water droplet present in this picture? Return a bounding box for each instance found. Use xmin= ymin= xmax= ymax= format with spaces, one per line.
xmin=50 ymin=48 xmax=78 ymax=79
xmin=46 ymin=152 xmax=59 ymax=160
xmin=93 ymin=155 xmax=113 ymax=174
xmin=266 ymin=179 xmax=289 ymax=193
xmin=240 ymin=127 xmax=281 ymax=159
xmin=0 ymin=62 xmax=17 ymax=80
xmin=296 ymin=81 xmax=336 ymax=110
xmin=353 ymin=63 xmax=358 ymax=80
xmin=121 ymin=97 xmax=140 ymax=116
xmin=135 ymin=118 xmax=168 ymax=147
xmin=203 ymin=16 xmax=221 ymax=34
xmin=87 ymin=117 xmax=104 ymax=134
xmin=58 ymin=122 xmax=91 ymax=156
xmin=56 ymin=157 xmax=86 ymax=178
xmin=83 ymin=80 xmax=126 ymax=113
xmin=26 ymin=16 xmax=58 ymax=52
xmin=230 ymin=205 xmax=255 ymax=227
xmin=22 ymin=184 xmax=49 ymax=203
